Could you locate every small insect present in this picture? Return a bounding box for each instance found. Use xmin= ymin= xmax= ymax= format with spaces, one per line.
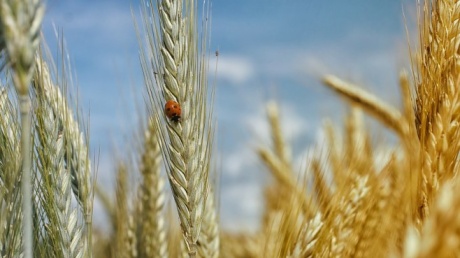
xmin=164 ymin=100 xmax=182 ymax=122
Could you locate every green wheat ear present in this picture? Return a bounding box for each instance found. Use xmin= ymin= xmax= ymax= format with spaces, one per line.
xmin=33 ymin=53 xmax=92 ymax=257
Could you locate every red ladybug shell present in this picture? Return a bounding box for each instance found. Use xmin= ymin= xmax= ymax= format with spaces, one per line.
xmin=165 ymin=100 xmax=181 ymax=122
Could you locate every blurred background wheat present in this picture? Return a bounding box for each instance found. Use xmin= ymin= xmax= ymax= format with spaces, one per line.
xmin=1 ymin=0 xmax=460 ymax=257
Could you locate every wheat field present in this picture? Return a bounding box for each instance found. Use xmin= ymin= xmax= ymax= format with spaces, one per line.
xmin=0 ymin=0 xmax=459 ymax=257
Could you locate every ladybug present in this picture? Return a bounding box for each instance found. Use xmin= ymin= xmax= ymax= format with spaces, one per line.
xmin=164 ymin=100 xmax=181 ymax=122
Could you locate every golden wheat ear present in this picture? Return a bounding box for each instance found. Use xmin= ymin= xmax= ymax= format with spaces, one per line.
xmin=404 ymin=178 xmax=460 ymax=258
xmin=257 ymin=101 xmax=320 ymax=257
xmin=410 ymin=0 xmax=460 ymax=224
xmin=322 ymin=75 xmax=407 ymax=137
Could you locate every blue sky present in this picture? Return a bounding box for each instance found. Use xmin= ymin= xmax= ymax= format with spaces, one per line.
xmin=42 ymin=0 xmax=413 ymax=231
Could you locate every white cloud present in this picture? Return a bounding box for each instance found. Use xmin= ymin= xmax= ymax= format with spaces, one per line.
xmin=245 ymin=109 xmax=270 ymax=144
xmin=299 ymin=36 xmax=405 ymax=105
xmin=220 ymin=182 xmax=264 ymax=233
xmin=293 ymin=125 xmax=330 ymax=171
xmin=224 ymin=147 xmax=258 ymax=178
xmin=278 ymin=103 xmax=310 ymax=142
xmin=216 ymin=55 xmax=255 ymax=84
xmin=244 ymin=100 xmax=310 ymax=148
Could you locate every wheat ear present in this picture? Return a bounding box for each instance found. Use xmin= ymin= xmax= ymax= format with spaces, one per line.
xmin=138 ymin=119 xmax=168 ymax=258
xmin=138 ymin=0 xmax=214 ymax=256
xmin=33 ymin=56 xmax=84 ymax=257
xmin=33 ymin=51 xmax=92 ymax=256
xmin=0 ymin=1 xmax=44 ymax=256
xmin=322 ymin=75 xmax=408 ymax=137
xmin=220 ymin=233 xmax=260 ymax=258
xmin=126 ymin=215 xmax=138 ymax=258
xmin=113 ymin=163 xmax=130 ymax=257
xmin=259 ymin=101 xmax=319 ymax=257
xmin=405 ymin=179 xmax=460 ymax=257
xmin=259 ymin=101 xmax=317 ymax=216
xmin=288 ymin=213 xmax=323 ymax=258
xmin=197 ymin=187 xmax=220 ymax=258
xmin=412 ymin=0 xmax=460 ymax=221
xmin=258 ymin=148 xmax=317 ymax=217
xmin=0 ymin=87 xmax=22 ymax=256
xmin=266 ymin=100 xmax=291 ymax=165
xmin=310 ymin=159 xmax=332 ymax=213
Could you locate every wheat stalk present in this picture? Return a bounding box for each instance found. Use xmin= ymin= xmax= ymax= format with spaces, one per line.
xmin=0 ymin=1 xmax=44 ymax=256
